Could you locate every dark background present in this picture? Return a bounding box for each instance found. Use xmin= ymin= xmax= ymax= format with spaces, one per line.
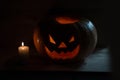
xmin=0 ymin=0 xmax=106 ymax=51
xmin=0 ymin=0 xmax=117 ymax=79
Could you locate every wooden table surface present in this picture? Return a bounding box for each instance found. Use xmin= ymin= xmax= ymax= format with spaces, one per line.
xmin=0 ymin=47 xmax=110 ymax=72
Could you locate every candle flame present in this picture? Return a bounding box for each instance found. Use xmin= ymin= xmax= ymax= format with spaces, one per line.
xmin=22 ymin=42 xmax=24 ymax=46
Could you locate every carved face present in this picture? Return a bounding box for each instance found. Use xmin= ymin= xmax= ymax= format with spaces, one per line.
xmin=44 ymin=34 xmax=80 ymax=60
xmin=38 ymin=17 xmax=81 ymax=60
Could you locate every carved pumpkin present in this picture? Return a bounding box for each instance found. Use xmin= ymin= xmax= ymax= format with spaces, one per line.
xmin=33 ymin=16 xmax=97 ymax=64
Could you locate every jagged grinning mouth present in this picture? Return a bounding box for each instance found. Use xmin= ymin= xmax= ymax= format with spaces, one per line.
xmin=45 ymin=45 xmax=80 ymax=60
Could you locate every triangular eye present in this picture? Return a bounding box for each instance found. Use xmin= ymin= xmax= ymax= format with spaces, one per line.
xmin=69 ymin=36 xmax=75 ymax=43
xmin=49 ymin=35 xmax=56 ymax=44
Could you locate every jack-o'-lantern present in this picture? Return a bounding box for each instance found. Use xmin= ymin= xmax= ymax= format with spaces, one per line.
xmin=33 ymin=16 xmax=97 ymax=64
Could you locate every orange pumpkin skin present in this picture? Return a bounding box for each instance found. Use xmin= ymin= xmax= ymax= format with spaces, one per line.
xmin=33 ymin=16 xmax=97 ymax=64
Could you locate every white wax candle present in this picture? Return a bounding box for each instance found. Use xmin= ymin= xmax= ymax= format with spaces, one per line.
xmin=18 ymin=42 xmax=29 ymax=55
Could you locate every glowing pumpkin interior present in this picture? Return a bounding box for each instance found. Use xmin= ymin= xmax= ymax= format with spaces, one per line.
xmin=55 ymin=16 xmax=79 ymax=24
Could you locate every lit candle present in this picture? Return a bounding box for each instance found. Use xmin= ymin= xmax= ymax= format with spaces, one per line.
xmin=18 ymin=42 xmax=29 ymax=56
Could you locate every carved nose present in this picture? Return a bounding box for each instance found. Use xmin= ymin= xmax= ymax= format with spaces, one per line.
xmin=58 ymin=42 xmax=67 ymax=48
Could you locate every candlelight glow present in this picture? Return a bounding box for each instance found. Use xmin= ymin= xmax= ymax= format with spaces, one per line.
xmin=18 ymin=42 xmax=29 ymax=54
xmin=22 ymin=42 xmax=24 ymax=46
